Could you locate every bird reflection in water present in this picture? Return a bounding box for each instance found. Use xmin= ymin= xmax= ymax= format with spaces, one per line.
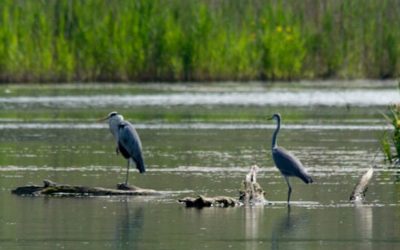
xmin=114 ymin=198 xmax=145 ymax=249
xmin=271 ymin=207 xmax=308 ymax=250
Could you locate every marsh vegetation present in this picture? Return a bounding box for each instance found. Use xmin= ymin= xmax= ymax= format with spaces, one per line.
xmin=1 ymin=0 xmax=400 ymax=82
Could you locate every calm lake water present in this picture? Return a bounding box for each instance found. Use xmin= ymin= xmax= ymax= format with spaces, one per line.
xmin=0 ymin=82 xmax=399 ymax=249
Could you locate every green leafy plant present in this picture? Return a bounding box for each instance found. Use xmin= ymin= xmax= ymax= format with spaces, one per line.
xmin=381 ymin=105 xmax=400 ymax=165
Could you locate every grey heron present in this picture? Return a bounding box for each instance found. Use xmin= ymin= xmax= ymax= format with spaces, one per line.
xmin=102 ymin=111 xmax=146 ymax=185
xmin=270 ymin=113 xmax=313 ymax=204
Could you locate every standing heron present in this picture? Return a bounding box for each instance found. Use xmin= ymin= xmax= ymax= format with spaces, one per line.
xmin=270 ymin=113 xmax=313 ymax=204
xmin=101 ymin=111 xmax=146 ymax=185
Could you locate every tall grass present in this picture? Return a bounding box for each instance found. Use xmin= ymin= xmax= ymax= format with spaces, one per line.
xmin=1 ymin=0 xmax=400 ymax=82
xmin=381 ymin=105 xmax=400 ymax=165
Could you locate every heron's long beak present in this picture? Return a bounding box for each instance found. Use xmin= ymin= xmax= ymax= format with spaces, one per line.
xmin=267 ymin=116 xmax=274 ymax=120
xmin=97 ymin=116 xmax=109 ymax=122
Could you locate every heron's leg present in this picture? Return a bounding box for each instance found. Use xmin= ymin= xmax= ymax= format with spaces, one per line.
xmin=284 ymin=176 xmax=292 ymax=205
xmin=125 ymin=160 xmax=130 ymax=185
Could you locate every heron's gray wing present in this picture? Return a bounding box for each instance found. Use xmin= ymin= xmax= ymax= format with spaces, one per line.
xmin=118 ymin=122 xmax=146 ymax=173
xmin=118 ymin=141 xmax=131 ymax=159
xmin=272 ymin=147 xmax=312 ymax=183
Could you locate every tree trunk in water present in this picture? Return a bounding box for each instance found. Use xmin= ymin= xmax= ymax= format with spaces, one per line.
xmin=350 ymin=167 xmax=374 ymax=202
xmin=11 ymin=179 xmax=161 ymax=196
xmin=178 ymin=165 xmax=266 ymax=207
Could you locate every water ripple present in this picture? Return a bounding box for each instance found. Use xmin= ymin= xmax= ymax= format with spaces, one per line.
xmin=0 ymin=165 xmax=396 ymax=174
xmin=0 ymin=122 xmax=391 ymax=130
xmin=0 ymin=89 xmax=398 ymax=107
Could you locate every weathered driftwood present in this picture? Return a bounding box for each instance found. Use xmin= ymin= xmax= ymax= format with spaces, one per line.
xmin=178 ymin=165 xmax=266 ymax=208
xmin=178 ymin=195 xmax=239 ymax=208
xmin=239 ymin=165 xmax=266 ymax=203
xmin=350 ymin=167 xmax=374 ymax=201
xmin=11 ymin=179 xmax=161 ymax=196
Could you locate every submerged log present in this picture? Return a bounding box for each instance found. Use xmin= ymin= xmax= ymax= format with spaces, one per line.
xmin=178 ymin=195 xmax=239 ymax=208
xmin=178 ymin=165 xmax=266 ymax=208
xmin=11 ymin=179 xmax=161 ymax=196
xmin=350 ymin=167 xmax=374 ymax=201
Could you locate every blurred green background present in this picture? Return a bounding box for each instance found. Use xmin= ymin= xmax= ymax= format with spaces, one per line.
xmin=1 ymin=0 xmax=399 ymax=83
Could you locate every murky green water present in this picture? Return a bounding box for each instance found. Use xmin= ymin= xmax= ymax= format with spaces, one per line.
xmin=0 ymin=82 xmax=399 ymax=249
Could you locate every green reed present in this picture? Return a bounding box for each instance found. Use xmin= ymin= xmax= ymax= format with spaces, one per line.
xmin=0 ymin=0 xmax=399 ymax=82
xmin=381 ymin=104 xmax=400 ymax=165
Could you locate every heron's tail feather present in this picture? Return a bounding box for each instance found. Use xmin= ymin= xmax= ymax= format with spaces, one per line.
xmin=132 ymin=157 xmax=146 ymax=173
xmin=137 ymin=162 xmax=146 ymax=174
xmin=299 ymin=173 xmax=313 ymax=184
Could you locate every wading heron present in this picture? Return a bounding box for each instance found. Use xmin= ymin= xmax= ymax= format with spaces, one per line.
xmin=101 ymin=111 xmax=146 ymax=185
xmin=270 ymin=113 xmax=313 ymax=204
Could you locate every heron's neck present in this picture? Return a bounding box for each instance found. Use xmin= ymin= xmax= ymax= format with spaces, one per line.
xmin=109 ymin=116 xmax=124 ymax=142
xmin=272 ymin=118 xmax=280 ymax=149
xmin=109 ymin=122 xmax=119 ymax=141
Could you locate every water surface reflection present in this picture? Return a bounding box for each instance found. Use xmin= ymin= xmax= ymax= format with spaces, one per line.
xmin=244 ymin=206 xmax=264 ymax=250
xmin=271 ymin=207 xmax=310 ymax=250
xmin=353 ymin=203 xmax=373 ymax=250
xmin=114 ymin=199 xmax=145 ymax=249
xmin=0 ymin=123 xmax=399 ymax=250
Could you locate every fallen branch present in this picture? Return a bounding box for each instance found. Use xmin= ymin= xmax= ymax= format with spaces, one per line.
xmin=239 ymin=165 xmax=266 ymax=204
xmin=178 ymin=195 xmax=239 ymax=208
xmin=11 ymin=179 xmax=161 ymax=197
xmin=350 ymin=167 xmax=374 ymax=201
xmin=178 ymin=165 xmax=266 ymax=208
